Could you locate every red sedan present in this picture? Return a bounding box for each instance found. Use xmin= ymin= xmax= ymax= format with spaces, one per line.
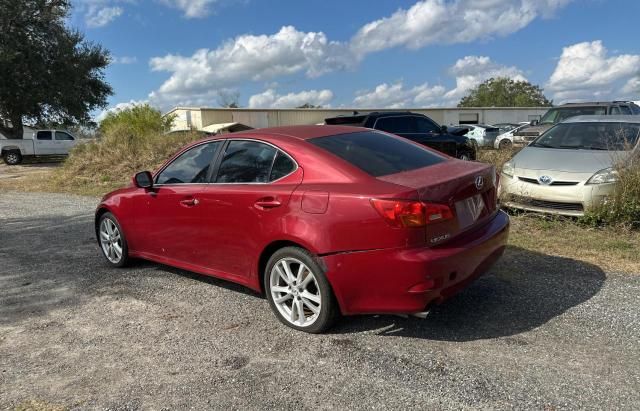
xmin=96 ymin=126 xmax=509 ymax=333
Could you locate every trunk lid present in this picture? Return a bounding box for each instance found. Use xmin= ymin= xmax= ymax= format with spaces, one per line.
xmin=378 ymin=160 xmax=498 ymax=245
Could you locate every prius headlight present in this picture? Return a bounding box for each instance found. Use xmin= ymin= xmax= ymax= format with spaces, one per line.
xmin=502 ymin=160 xmax=515 ymax=178
xmin=586 ymin=168 xmax=619 ymax=185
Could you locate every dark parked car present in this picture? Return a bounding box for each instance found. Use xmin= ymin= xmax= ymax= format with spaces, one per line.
xmin=325 ymin=112 xmax=476 ymax=160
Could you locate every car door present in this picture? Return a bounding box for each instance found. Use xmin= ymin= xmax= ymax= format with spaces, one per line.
xmin=54 ymin=131 xmax=76 ymax=154
xmin=134 ymin=140 xmax=223 ymax=266
xmin=198 ymin=139 xmax=302 ymax=283
xmin=34 ymin=131 xmax=57 ymax=155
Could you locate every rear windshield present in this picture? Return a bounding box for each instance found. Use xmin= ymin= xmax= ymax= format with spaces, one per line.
xmin=531 ymin=122 xmax=640 ymax=151
xmin=309 ymin=131 xmax=445 ymax=177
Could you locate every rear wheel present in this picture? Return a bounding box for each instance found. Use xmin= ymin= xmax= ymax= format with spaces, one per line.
xmin=98 ymin=212 xmax=129 ymax=267
xmin=3 ymin=151 xmax=22 ymax=165
xmin=265 ymin=247 xmax=338 ymax=333
xmin=498 ymin=139 xmax=513 ymax=150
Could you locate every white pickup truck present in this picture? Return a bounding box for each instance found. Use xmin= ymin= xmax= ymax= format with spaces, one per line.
xmin=0 ymin=129 xmax=78 ymax=165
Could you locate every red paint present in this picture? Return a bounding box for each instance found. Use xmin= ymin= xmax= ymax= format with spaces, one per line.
xmin=96 ymin=126 xmax=509 ymax=315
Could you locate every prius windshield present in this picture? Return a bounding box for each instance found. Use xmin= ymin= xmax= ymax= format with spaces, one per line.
xmin=531 ymin=122 xmax=640 ymax=151
xmin=539 ymin=107 xmax=607 ymax=124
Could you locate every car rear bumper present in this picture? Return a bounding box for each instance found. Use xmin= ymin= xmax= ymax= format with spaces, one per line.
xmin=322 ymin=211 xmax=509 ymax=315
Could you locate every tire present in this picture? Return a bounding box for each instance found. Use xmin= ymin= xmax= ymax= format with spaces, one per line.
xmin=498 ymin=139 xmax=513 ymax=150
xmin=3 ymin=150 xmax=22 ymax=165
xmin=97 ymin=212 xmax=129 ymax=267
xmin=264 ymin=246 xmax=339 ymax=333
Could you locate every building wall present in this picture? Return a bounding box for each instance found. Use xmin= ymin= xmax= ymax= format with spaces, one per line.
xmin=165 ymin=107 xmax=550 ymax=131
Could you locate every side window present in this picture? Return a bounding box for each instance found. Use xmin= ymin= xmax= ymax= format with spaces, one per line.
xmin=270 ymin=151 xmax=296 ymax=181
xmin=54 ymin=131 xmax=75 ymax=141
xmin=375 ymin=116 xmax=416 ymax=133
xmin=618 ymin=105 xmax=632 ymax=115
xmin=414 ymin=116 xmax=440 ymax=133
xmin=610 ymin=106 xmax=621 ymax=115
xmin=156 ymin=141 xmax=221 ymax=184
xmin=37 ymin=131 xmax=52 ymax=140
xmin=215 ymin=141 xmax=277 ymax=183
xmin=631 ymin=105 xmax=640 ymax=115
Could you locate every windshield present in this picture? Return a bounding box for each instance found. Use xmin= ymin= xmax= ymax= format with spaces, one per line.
xmin=539 ymin=107 xmax=607 ymax=124
xmin=531 ymin=122 xmax=640 ymax=151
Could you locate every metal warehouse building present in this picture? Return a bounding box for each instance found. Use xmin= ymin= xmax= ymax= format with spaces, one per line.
xmin=165 ymin=107 xmax=549 ymax=132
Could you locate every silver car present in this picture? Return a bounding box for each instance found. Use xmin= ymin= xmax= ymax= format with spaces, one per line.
xmin=499 ymin=115 xmax=640 ymax=216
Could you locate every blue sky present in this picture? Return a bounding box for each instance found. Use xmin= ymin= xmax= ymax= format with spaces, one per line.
xmin=69 ymin=0 xmax=640 ymax=116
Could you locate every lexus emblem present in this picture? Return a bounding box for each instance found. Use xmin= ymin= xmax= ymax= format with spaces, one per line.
xmin=475 ymin=176 xmax=484 ymax=190
xmin=538 ymin=175 xmax=553 ymax=185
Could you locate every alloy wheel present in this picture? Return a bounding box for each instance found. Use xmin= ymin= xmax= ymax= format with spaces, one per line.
xmin=99 ymin=218 xmax=123 ymax=264
xmin=269 ymin=257 xmax=322 ymax=327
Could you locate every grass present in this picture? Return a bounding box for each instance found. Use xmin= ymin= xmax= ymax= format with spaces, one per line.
xmin=508 ymin=213 xmax=640 ymax=273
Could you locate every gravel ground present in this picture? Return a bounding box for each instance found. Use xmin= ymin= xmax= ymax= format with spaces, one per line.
xmin=1 ymin=191 xmax=639 ymax=410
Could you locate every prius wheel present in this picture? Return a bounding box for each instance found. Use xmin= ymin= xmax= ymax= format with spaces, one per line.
xmin=98 ymin=212 xmax=129 ymax=267
xmin=265 ymin=247 xmax=338 ymax=333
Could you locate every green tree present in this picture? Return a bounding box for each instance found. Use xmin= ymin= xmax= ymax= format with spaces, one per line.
xmin=458 ymin=77 xmax=552 ymax=108
xmin=99 ymin=104 xmax=174 ymax=136
xmin=296 ymin=103 xmax=322 ymax=108
xmin=0 ymin=0 xmax=112 ymax=139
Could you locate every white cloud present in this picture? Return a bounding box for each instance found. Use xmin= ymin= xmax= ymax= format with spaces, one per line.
xmin=444 ymin=55 xmax=527 ymax=101
xmin=353 ymin=82 xmax=446 ymax=108
xmin=149 ymin=26 xmax=351 ymax=108
xmin=86 ymin=5 xmax=123 ymax=27
xmin=96 ymin=99 xmax=148 ymax=122
xmin=622 ymin=77 xmax=640 ymax=96
xmin=111 ymin=56 xmax=137 ymax=64
xmin=158 ymin=0 xmax=217 ymax=18
xmin=248 ymin=89 xmax=334 ymax=108
xmin=353 ymin=56 xmax=525 ymax=107
xmin=547 ymin=41 xmax=640 ymax=102
xmin=148 ymin=0 xmax=572 ymax=109
xmin=350 ymin=0 xmax=572 ymax=56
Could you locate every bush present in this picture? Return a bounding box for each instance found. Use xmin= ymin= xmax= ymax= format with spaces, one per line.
xmin=581 ymin=163 xmax=640 ymax=229
xmin=52 ymin=122 xmax=202 ymax=195
xmin=99 ymin=104 xmax=174 ymax=136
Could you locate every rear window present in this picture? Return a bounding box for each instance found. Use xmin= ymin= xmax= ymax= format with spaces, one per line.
xmin=309 ymin=131 xmax=445 ymax=177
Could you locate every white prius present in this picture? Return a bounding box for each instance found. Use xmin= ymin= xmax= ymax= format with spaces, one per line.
xmin=499 ymin=115 xmax=640 ymax=216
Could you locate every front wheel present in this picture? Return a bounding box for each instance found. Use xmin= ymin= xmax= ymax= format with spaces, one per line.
xmin=265 ymin=247 xmax=339 ymax=333
xmin=98 ymin=212 xmax=129 ymax=267
xmin=3 ymin=151 xmax=22 ymax=165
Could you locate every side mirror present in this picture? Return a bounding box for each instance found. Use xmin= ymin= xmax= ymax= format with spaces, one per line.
xmin=530 ymin=119 xmax=539 ymax=126
xmin=134 ymin=171 xmax=153 ymax=189
xmin=440 ymin=125 xmax=448 ymax=133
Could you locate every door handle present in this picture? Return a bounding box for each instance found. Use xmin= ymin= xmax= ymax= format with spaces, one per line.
xmin=254 ymin=198 xmax=282 ymax=209
xmin=180 ymin=198 xmax=199 ymax=207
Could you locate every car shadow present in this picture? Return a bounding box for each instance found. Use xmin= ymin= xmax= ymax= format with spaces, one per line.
xmin=331 ymin=246 xmax=606 ymax=341
xmin=1 ymin=212 xmax=606 ymax=342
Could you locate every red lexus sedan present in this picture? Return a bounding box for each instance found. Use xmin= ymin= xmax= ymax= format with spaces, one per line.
xmin=96 ymin=126 xmax=509 ymax=333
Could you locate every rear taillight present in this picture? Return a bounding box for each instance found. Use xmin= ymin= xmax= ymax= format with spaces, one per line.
xmin=370 ymin=199 xmax=453 ymax=228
